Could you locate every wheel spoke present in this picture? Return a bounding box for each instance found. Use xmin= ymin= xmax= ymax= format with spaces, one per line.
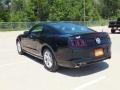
xmin=17 ymin=42 xmax=21 ymax=53
xmin=44 ymin=50 xmax=53 ymax=68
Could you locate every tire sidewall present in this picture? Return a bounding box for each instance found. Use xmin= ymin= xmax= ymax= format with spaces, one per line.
xmin=111 ymin=29 xmax=115 ymax=33
xmin=43 ymin=49 xmax=58 ymax=72
xmin=16 ymin=40 xmax=24 ymax=55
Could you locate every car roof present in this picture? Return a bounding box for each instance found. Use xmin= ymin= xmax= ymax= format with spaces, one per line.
xmin=34 ymin=22 xmax=95 ymax=34
xmin=45 ymin=22 xmax=83 ymax=27
xmin=35 ymin=22 xmax=84 ymax=28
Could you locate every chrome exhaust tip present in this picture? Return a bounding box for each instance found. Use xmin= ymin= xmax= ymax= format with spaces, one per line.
xmin=75 ymin=62 xmax=87 ymax=68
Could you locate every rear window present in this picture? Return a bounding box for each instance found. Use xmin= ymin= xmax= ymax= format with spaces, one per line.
xmin=52 ymin=23 xmax=95 ymax=34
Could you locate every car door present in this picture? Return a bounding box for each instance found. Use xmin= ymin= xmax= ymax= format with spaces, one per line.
xmin=21 ymin=31 xmax=34 ymax=53
xmin=22 ymin=25 xmax=43 ymax=55
xmin=28 ymin=25 xmax=44 ymax=55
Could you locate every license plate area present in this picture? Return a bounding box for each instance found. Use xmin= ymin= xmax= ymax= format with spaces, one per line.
xmin=95 ymin=48 xmax=104 ymax=57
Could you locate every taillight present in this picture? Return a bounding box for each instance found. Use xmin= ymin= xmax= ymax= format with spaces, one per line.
xmin=71 ymin=38 xmax=87 ymax=47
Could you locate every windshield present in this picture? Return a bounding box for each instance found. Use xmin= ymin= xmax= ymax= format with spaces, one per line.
xmin=51 ymin=23 xmax=95 ymax=34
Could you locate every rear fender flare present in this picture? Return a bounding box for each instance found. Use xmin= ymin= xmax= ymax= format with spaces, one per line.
xmin=41 ymin=44 xmax=57 ymax=58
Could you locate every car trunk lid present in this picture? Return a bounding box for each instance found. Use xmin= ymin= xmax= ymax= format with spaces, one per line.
xmin=69 ymin=32 xmax=111 ymax=48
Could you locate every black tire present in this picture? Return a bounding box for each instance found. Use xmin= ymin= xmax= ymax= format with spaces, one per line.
xmin=16 ymin=40 xmax=24 ymax=55
xmin=111 ymin=29 xmax=115 ymax=33
xmin=43 ymin=49 xmax=59 ymax=72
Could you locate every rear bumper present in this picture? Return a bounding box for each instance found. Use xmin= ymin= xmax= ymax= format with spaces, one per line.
xmin=57 ymin=56 xmax=111 ymax=68
xmin=56 ymin=45 xmax=111 ymax=68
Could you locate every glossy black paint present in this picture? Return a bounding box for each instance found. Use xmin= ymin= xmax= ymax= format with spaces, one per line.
xmin=16 ymin=22 xmax=111 ymax=68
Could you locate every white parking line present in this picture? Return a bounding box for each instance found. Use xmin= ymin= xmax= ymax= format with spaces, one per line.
xmin=72 ymin=76 xmax=106 ymax=90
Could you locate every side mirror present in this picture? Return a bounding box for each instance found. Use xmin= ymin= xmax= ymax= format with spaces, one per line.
xmin=24 ymin=31 xmax=29 ymax=35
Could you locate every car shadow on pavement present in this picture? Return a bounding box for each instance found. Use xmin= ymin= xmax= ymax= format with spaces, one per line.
xmin=57 ymin=62 xmax=109 ymax=77
xmin=24 ymin=53 xmax=109 ymax=77
xmin=24 ymin=53 xmax=44 ymax=65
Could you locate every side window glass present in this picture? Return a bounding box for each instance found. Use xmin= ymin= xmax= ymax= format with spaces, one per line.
xmin=30 ymin=25 xmax=43 ymax=36
xmin=43 ymin=26 xmax=57 ymax=34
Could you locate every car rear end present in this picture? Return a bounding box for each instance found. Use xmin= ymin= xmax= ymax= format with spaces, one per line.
xmin=109 ymin=21 xmax=116 ymax=28
xmin=57 ymin=32 xmax=111 ymax=68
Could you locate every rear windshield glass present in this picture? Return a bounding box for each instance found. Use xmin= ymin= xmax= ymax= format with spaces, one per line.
xmin=51 ymin=23 xmax=95 ymax=34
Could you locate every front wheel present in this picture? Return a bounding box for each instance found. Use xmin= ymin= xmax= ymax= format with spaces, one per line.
xmin=16 ymin=40 xmax=24 ymax=55
xmin=43 ymin=49 xmax=59 ymax=72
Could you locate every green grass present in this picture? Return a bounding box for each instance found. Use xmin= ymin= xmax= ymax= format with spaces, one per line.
xmin=0 ymin=28 xmax=27 ymax=32
xmin=0 ymin=29 xmax=13 ymax=32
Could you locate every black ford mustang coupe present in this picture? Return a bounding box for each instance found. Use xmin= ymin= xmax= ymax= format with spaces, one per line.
xmin=16 ymin=22 xmax=111 ymax=72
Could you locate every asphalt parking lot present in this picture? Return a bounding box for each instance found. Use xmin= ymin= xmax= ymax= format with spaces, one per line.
xmin=0 ymin=27 xmax=120 ymax=90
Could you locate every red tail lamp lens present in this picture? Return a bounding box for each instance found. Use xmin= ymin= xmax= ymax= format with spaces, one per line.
xmin=71 ymin=39 xmax=87 ymax=47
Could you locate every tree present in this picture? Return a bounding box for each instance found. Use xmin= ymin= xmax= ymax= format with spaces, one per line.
xmin=85 ymin=0 xmax=101 ymax=21
xmin=30 ymin=0 xmax=50 ymax=21
xmin=10 ymin=0 xmax=26 ymax=22
xmin=0 ymin=0 xmax=120 ymax=22
xmin=48 ymin=0 xmax=70 ymax=21
xmin=101 ymin=0 xmax=120 ymax=19
xmin=0 ymin=0 xmax=10 ymax=21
